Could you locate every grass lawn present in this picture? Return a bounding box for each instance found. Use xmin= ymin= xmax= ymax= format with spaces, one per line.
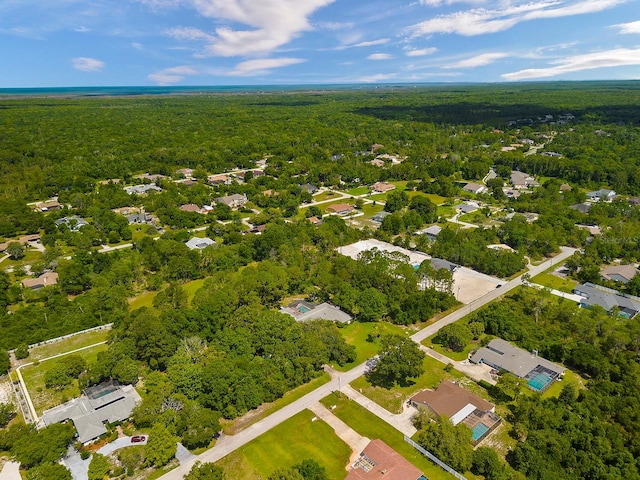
xmin=359 ymin=203 xmax=384 ymax=219
xmin=25 ymin=328 xmax=111 ymax=363
xmin=421 ymin=333 xmax=486 ymax=362
xmin=183 ymin=278 xmax=206 ymax=304
xmin=335 ymin=322 xmax=411 ymax=371
xmin=313 ymin=191 xmax=342 ymax=202
xmin=531 ymin=272 xmax=577 ymax=293
xmin=21 ymin=343 xmax=109 ymax=414
xmin=542 ymin=370 xmax=584 ymax=399
xmin=349 ymin=355 xmax=471 ymax=414
xmin=437 ymin=205 xmax=457 ymax=218
xmin=368 ymin=193 xmax=389 ymax=202
xmin=129 ymin=290 xmax=158 ymax=310
xmin=319 ymin=394 xmax=459 ymax=480
xmin=346 ymin=186 xmax=371 ymax=196
xmin=221 ymin=372 xmax=331 ymax=435
xmin=216 ymin=410 xmax=351 ymax=480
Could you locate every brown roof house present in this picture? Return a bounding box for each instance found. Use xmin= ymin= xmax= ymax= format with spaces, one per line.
xmin=346 ymin=439 xmax=423 ymax=480
xmin=371 ymin=182 xmax=396 ymax=193
xmin=410 ymin=380 xmax=500 ymax=444
xmin=462 ymin=182 xmax=487 ymax=195
xmin=601 ymin=264 xmax=639 ymax=285
xmin=326 ymin=203 xmax=354 ymax=215
xmin=36 ymin=200 xmax=63 ymax=212
xmin=179 ymin=204 xmax=203 ymax=213
xmin=21 ymin=271 xmax=59 ymax=290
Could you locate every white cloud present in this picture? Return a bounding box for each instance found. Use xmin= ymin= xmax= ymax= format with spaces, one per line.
xmin=367 ymin=53 xmax=393 ymax=60
xmin=419 ymin=0 xmax=486 ymax=6
xmin=502 ymin=47 xmax=640 ymax=80
xmin=358 ymin=73 xmax=398 ymax=82
xmin=445 ymin=52 xmax=508 ymax=68
xmin=412 ymin=0 xmax=628 ymax=37
xmin=228 ymin=57 xmax=305 ymax=76
xmin=406 ymin=47 xmax=437 ymax=56
xmin=75 ymin=26 xmax=90 ymax=33
xmin=132 ymin=42 xmax=143 ymax=50
xmin=184 ymin=0 xmax=334 ymax=57
xmin=316 ymin=21 xmax=354 ymax=30
xmin=332 ymin=37 xmax=390 ymax=51
xmin=165 ymin=27 xmax=215 ymax=42
xmin=613 ymin=20 xmax=640 ymax=34
xmin=148 ymin=65 xmax=199 ymax=85
xmin=71 ymin=57 xmax=105 ymax=72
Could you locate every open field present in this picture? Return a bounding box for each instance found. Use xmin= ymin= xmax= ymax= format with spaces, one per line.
xmin=345 ymin=186 xmax=370 ymax=196
xmin=216 ymin=410 xmax=352 ymax=480
xmin=21 ymin=343 xmax=109 ymax=414
xmin=312 ymin=191 xmax=343 ymax=202
xmin=423 ymin=335 xmax=483 ymax=362
xmin=320 ymin=393 xmax=462 ymax=480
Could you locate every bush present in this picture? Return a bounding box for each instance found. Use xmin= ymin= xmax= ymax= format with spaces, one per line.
xmin=15 ymin=344 xmax=29 ymax=360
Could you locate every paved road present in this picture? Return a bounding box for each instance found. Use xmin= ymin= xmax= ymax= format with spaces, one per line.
xmin=160 ymin=246 xmax=577 ymax=479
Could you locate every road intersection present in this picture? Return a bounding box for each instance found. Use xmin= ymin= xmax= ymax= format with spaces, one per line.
xmin=160 ymin=246 xmax=577 ymax=479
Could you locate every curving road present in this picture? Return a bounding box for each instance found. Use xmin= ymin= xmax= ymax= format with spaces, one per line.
xmin=160 ymin=246 xmax=577 ymax=479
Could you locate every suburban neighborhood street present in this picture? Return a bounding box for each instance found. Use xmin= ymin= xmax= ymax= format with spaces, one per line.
xmin=160 ymin=246 xmax=577 ymax=479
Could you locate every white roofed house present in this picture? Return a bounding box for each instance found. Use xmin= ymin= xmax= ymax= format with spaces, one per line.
xmin=186 ymin=237 xmax=216 ymax=250
xmin=586 ymin=189 xmax=616 ymax=202
xmin=418 ymin=225 xmax=442 ymax=241
xmin=462 ymin=182 xmax=487 ymax=195
xmin=215 ymin=193 xmax=248 ymax=209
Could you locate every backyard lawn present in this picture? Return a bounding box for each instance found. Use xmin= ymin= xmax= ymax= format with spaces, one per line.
xmin=319 ymin=394 xmax=460 ymax=480
xmin=21 ymin=343 xmax=109 ymax=414
xmin=216 ymin=410 xmax=351 ymax=479
xmin=24 ymin=328 xmax=111 ymax=363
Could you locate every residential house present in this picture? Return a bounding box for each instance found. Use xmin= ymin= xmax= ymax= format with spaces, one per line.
xmin=97 ymin=179 xmax=121 ymax=185
xmin=372 ymin=211 xmax=391 ymax=223
xmin=586 ymin=189 xmax=616 ymax=202
xmin=215 ymin=193 xmax=248 ymax=209
xmin=208 ymin=174 xmax=230 ymax=185
xmin=456 ymin=203 xmax=478 ymax=214
xmin=326 ymin=203 xmax=354 ymax=215
xmin=371 ymin=143 xmax=385 ymax=152
xmin=280 ymin=300 xmax=352 ymax=323
xmin=175 ymin=168 xmax=194 ymax=178
xmin=36 ymin=200 xmax=62 ymax=212
xmin=370 ymin=159 xmax=386 ymax=167
xmin=371 ymin=182 xmax=395 ymax=193
xmin=134 ymin=173 xmax=166 ymax=182
xmin=510 ymin=171 xmax=540 ymax=189
xmin=559 ymin=183 xmax=572 ymax=193
xmin=627 ymin=197 xmax=640 ymax=205
xmin=55 ymin=216 xmax=89 ymax=232
xmin=41 ymin=381 xmax=141 ymax=444
xmin=462 ymin=183 xmax=487 ymax=195
xmin=248 ymin=224 xmax=267 ymax=234
xmin=181 ymin=179 xmax=197 ymax=187
xmin=21 ymin=271 xmax=59 ymax=290
xmin=409 ymin=380 xmax=500 ymax=444
xmin=185 ymin=237 xmax=216 ymax=250
xmin=179 ymin=204 xmax=203 ymax=213
xmin=430 ymin=257 xmax=459 ymax=273
xmin=470 ymin=338 xmax=565 ymax=391
xmin=300 ymin=183 xmax=318 ymax=194
xmin=419 ymin=225 xmax=442 ymax=241
xmin=126 ymin=212 xmax=153 ymax=225
xmin=346 ymin=439 xmax=423 ymax=480
xmin=124 ymin=184 xmax=162 ymax=195
xmin=570 ymin=202 xmax=591 ymax=214
xmin=574 ymin=282 xmax=640 ymax=318
xmin=307 ymin=216 xmax=323 ymax=225
xmin=601 ymin=265 xmax=639 ymax=284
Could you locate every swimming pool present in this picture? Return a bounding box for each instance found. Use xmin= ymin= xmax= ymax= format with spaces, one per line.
xmin=298 ymin=305 xmax=311 ymax=313
xmin=528 ymin=373 xmax=552 ymax=391
xmin=472 ymin=423 xmax=490 ymax=441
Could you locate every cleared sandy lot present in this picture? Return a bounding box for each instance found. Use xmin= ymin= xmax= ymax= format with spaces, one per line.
xmin=337 ymin=239 xmax=503 ymax=305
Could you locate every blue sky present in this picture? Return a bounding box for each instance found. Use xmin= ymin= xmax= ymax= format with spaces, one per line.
xmin=1 ymin=0 xmax=639 ymax=87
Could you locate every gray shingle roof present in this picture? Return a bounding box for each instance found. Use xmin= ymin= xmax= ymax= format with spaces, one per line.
xmin=470 ymin=338 xmax=564 ymax=378
xmin=574 ymin=282 xmax=640 ymax=318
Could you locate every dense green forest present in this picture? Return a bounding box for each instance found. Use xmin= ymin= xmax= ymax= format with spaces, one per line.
xmin=1 ymin=82 xmax=640 ymax=479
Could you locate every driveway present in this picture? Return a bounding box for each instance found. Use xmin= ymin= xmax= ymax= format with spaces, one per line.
xmin=63 ymin=445 xmax=90 ymax=480
xmin=97 ymin=436 xmax=148 ymax=455
xmin=0 ymin=461 xmax=20 ymax=480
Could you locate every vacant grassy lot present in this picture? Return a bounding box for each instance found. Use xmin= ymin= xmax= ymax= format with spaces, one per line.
xmin=24 ymin=328 xmax=111 ymax=363
xmin=22 ymin=343 xmax=109 ymax=414
xmin=221 ymin=372 xmax=331 ymax=435
xmin=336 ymin=322 xmax=411 ymax=371
xmin=216 ymin=410 xmax=351 ymax=479
xmin=531 ymin=271 xmax=577 ymax=293
xmin=350 ymin=355 xmax=477 ymax=413
xmin=312 ymin=191 xmax=342 ymax=202
xmin=320 ymin=394 xmax=458 ymax=480
xmin=346 ymin=186 xmax=371 ymax=196
xmin=422 ymin=334 xmax=484 ymax=361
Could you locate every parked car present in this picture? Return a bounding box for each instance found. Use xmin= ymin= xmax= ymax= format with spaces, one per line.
xmin=131 ymin=435 xmax=146 ymax=443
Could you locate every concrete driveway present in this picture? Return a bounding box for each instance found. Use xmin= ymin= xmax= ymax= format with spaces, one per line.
xmin=0 ymin=461 xmax=20 ymax=480
xmin=97 ymin=436 xmax=148 ymax=456
xmin=62 ymin=445 xmax=90 ymax=480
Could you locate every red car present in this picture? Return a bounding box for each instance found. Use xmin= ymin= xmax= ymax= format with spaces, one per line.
xmin=131 ymin=435 xmax=146 ymax=443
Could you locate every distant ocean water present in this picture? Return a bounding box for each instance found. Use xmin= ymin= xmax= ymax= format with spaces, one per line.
xmin=0 ymin=84 xmax=430 ymax=97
